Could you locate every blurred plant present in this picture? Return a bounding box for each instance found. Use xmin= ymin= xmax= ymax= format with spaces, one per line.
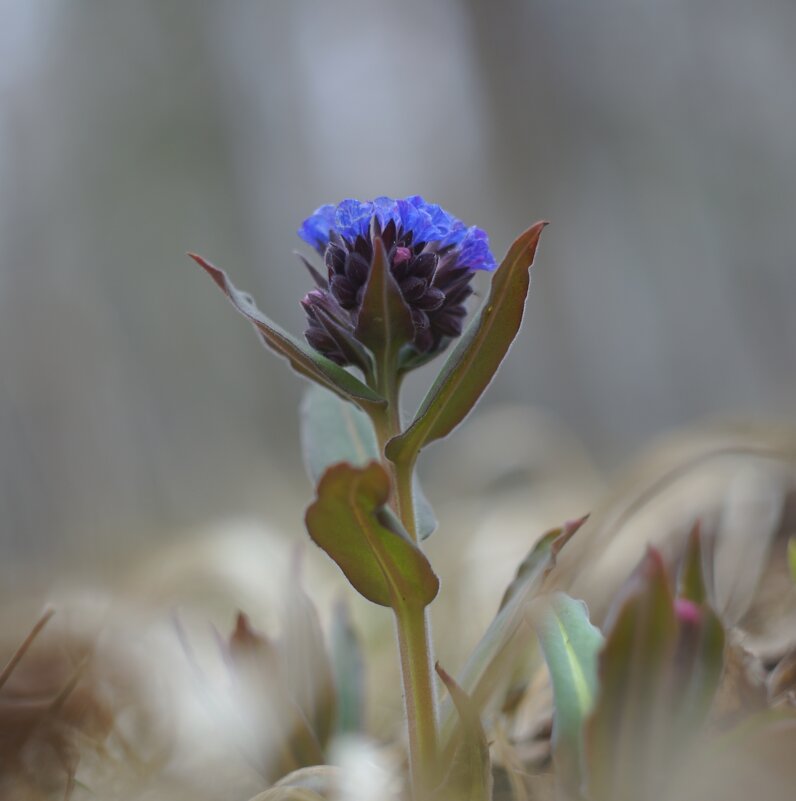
xmin=191 ymin=198 xmax=796 ymax=801
xmin=0 ymin=607 xmax=164 ymax=800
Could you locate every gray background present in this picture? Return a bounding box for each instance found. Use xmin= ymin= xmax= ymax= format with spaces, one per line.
xmin=1 ymin=0 xmax=794 ymax=575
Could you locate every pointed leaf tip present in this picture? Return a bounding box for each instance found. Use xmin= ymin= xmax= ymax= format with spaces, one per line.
xmin=189 ymin=252 xmax=386 ymax=411
xmin=436 ymin=663 xmax=493 ymax=801
xmin=386 ymin=220 xmax=547 ymax=464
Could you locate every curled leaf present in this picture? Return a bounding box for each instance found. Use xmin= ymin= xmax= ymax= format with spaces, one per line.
xmin=532 ymin=592 xmax=602 ymax=791
xmin=305 ymin=462 xmax=439 ymax=608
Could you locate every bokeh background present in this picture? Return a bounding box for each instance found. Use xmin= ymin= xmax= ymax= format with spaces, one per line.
xmin=1 ymin=0 xmax=794 ymax=585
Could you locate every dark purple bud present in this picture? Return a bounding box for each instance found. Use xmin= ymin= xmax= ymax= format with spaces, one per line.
xmin=415 ymin=287 xmax=446 ymax=311
xmin=410 ymin=309 xmax=431 ymax=335
xmin=413 ymin=252 xmax=437 ymax=280
xmin=325 ymin=243 xmax=347 ymax=276
xmin=400 ymin=276 xmax=429 ymax=302
xmin=433 ymin=309 xmax=465 ymax=337
xmin=330 ymin=274 xmax=358 ymax=309
xmin=345 ymin=252 xmax=370 ymax=284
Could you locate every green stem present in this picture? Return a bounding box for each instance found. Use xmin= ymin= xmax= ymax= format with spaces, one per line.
xmin=394 ymin=601 xmax=439 ymax=796
xmin=370 ymin=352 xmax=438 ymax=797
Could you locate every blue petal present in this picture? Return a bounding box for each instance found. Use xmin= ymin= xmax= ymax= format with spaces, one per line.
xmin=335 ymin=199 xmax=374 ymax=241
xmin=298 ymin=195 xmax=496 ymax=269
xmin=297 ymin=204 xmax=337 ymax=252
xmin=458 ymin=226 xmax=497 ymax=271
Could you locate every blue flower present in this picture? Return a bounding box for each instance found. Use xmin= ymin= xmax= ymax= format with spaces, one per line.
xmin=299 ymin=196 xmax=496 ymax=272
xmin=298 ymin=196 xmax=497 ymax=365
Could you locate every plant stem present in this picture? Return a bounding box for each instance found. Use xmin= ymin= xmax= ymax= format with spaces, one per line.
xmin=370 ymin=353 xmax=438 ymax=797
xmin=394 ymin=601 xmax=438 ymax=797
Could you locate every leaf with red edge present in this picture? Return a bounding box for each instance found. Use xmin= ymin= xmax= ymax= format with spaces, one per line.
xmin=386 ymin=221 xmax=547 ymax=464
xmin=584 ymin=546 xmax=726 ymax=801
xmin=189 ymin=253 xmax=385 ymax=413
xmin=304 ymin=462 xmax=439 ymax=608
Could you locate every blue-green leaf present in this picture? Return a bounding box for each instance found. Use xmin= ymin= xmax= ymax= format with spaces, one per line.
xmin=300 ymin=386 xmax=379 ymax=483
xmin=534 ymin=592 xmax=603 ymax=787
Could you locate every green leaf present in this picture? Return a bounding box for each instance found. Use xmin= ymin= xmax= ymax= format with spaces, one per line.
xmin=436 ymin=663 xmax=493 ymax=801
xmin=674 ymin=530 xmax=726 ymax=734
xmin=354 ymin=236 xmax=415 ymax=362
xmin=330 ymin=600 xmax=365 ymax=735
xmin=300 ymin=386 xmax=379 ymax=483
xmin=304 ymin=462 xmax=439 ymax=608
xmin=189 ymin=253 xmax=386 ymax=413
xmin=677 ymin=521 xmax=707 ymax=604
xmin=789 ymin=538 xmax=796 ymax=585
xmin=439 ymin=517 xmax=586 ymax=751
xmin=534 ymin=593 xmax=603 ymax=790
xmin=299 ymin=386 xmax=438 ymax=540
xmin=385 ymin=221 xmax=547 ymax=465
xmin=413 ymin=473 xmax=438 ymax=540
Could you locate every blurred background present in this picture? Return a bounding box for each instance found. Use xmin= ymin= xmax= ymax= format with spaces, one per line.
xmin=1 ymin=0 xmax=794 ymax=590
xmin=1 ymin=3 xmax=796 ymax=798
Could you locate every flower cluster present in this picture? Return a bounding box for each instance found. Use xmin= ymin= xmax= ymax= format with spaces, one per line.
xmin=298 ymin=196 xmax=496 ymax=366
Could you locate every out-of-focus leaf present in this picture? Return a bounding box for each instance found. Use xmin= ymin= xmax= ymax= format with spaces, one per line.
xmin=585 ymin=549 xmax=679 ymax=801
xmin=674 ymin=530 xmax=726 ymax=729
xmin=436 ymin=663 xmax=493 ymax=801
xmin=226 ymin=612 xmax=324 ymax=779
xmin=677 ymin=521 xmax=707 ymax=604
xmin=439 ymin=517 xmax=586 ymax=751
xmin=585 ymin=546 xmax=726 ymax=801
xmin=305 ymin=462 xmax=439 ymax=608
xmin=768 ymin=648 xmax=796 ymax=703
xmin=533 ymin=592 xmax=602 ymax=790
xmin=299 ymin=386 xmax=438 ymax=540
xmin=354 ymin=236 xmax=414 ymax=362
xmin=249 ymin=789 xmax=325 ymax=801
xmin=0 ymin=608 xmax=55 ymax=690
xmin=385 ymin=221 xmax=546 ymax=464
xmin=414 ymin=473 xmax=437 ymax=540
xmin=330 ymin=600 xmax=365 ymax=735
xmin=250 ymin=765 xmax=343 ymax=801
xmin=300 ymin=386 xmax=379 ymax=483
xmin=789 ymin=538 xmax=796 ymax=584
xmin=281 ymin=572 xmax=336 ymax=749
xmin=189 ymin=253 xmax=386 ymax=413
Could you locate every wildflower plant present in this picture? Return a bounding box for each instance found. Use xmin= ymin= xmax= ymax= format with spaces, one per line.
xmin=190 ymin=196 xmax=545 ymax=797
xmin=190 ymin=198 xmax=795 ymax=801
